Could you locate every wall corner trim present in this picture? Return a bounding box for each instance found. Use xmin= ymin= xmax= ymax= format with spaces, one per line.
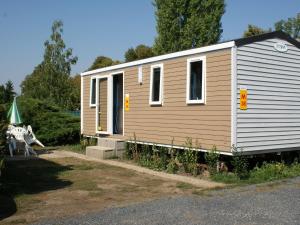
xmin=231 ymin=44 xmax=237 ymax=151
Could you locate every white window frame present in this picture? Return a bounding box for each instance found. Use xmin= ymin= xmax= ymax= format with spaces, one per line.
xmin=90 ymin=77 xmax=97 ymax=107
xmin=186 ymin=56 xmax=206 ymax=104
xmin=149 ymin=63 xmax=164 ymax=106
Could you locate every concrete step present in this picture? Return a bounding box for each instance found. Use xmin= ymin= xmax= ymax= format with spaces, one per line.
xmin=97 ymin=137 xmax=125 ymax=150
xmin=86 ymin=146 xmax=115 ymax=159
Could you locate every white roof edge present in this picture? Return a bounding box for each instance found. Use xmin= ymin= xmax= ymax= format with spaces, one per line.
xmin=81 ymin=41 xmax=235 ymax=76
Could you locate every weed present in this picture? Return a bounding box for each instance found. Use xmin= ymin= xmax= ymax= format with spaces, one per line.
xmin=205 ymin=145 xmax=219 ymax=175
xmin=176 ymin=182 xmax=193 ymax=190
xmin=132 ymin=133 xmax=139 ymax=161
xmin=212 ymin=161 xmax=300 ymax=185
xmin=166 ymin=138 xmax=178 ymax=174
xmin=124 ymin=141 xmax=133 ymax=160
xmin=231 ymin=145 xmax=249 ymax=179
xmin=178 ymin=137 xmax=198 ymax=174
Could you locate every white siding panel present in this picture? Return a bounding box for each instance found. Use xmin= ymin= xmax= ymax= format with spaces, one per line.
xmin=236 ymin=38 xmax=300 ymax=152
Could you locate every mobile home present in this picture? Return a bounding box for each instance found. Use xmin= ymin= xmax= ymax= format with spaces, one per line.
xmin=81 ymin=31 xmax=300 ymax=155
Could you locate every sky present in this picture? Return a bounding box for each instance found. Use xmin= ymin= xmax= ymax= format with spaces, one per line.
xmin=0 ymin=0 xmax=299 ymax=93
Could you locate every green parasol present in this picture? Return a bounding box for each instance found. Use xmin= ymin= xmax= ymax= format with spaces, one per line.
xmin=7 ymin=97 xmax=22 ymax=125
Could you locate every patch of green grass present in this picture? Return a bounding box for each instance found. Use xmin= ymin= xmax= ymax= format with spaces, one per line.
xmin=1 ymin=219 xmax=28 ymax=225
xmin=71 ymin=180 xmax=99 ymax=191
xmin=212 ymin=162 xmax=300 ymax=185
xmin=176 ymin=182 xmax=194 ymax=190
xmin=62 ymin=144 xmax=85 ymax=154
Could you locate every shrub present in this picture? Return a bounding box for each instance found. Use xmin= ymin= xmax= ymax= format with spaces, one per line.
xmin=249 ymin=162 xmax=289 ymax=182
xmin=177 ymin=137 xmax=198 ymax=174
xmin=0 ymin=104 xmax=8 ymax=151
xmin=138 ymin=144 xmax=153 ymax=167
xmin=132 ymin=133 xmax=139 ymax=161
xmin=0 ymin=156 xmax=4 ymax=177
xmin=166 ymin=158 xmax=178 ymax=173
xmin=231 ymin=145 xmax=249 ymax=179
xmin=124 ymin=141 xmax=133 ymax=160
xmin=166 ymin=138 xmax=178 ymax=174
xmin=80 ymin=136 xmax=97 ymax=150
xmin=205 ymin=145 xmax=219 ymax=175
xmin=17 ymin=97 xmax=80 ymax=146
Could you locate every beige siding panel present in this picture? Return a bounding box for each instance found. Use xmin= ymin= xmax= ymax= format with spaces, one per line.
xmin=81 ymin=49 xmax=232 ymax=151
xmin=82 ymin=76 xmax=96 ymax=135
xmin=124 ymin=49 xmax=232 ymax=151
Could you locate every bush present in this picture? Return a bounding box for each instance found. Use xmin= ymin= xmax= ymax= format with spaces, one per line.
xmin=249 ymin=162 xmax=292 ymax=182
xmin=178 ymin=137 xmax=198 ymax=174
xmin=205 ymin=145 xmax=219 ymax=175
xmin=231 ymin=146 xmax=249 ymax=179
xmin=0 ymin=156 xmax=4 ymax=177
xmin=0 ymin=104 xmax=8 ymax=151
xmin=80 ymin=136 xmax=97 ymax=149
xmin=138 ymin=144 xmax=153 ymax=167
xmin=166 ymin=139 xmax=178 ymax=174
xmin=124 ymin=141 xmax=133 ymax=160
xmin=166 ymin=158 xmax=178 ymax=174
xmin=18 ymin=97 xmax=80 ymax=146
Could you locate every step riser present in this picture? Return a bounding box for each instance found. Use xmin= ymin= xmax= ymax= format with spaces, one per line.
xmin=97 ymin=138 xmax=125 ymax=150
xmin=86 ymin=147 xmax=115 ymax=160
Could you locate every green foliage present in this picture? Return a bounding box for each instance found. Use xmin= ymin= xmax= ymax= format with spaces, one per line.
xmin=231 ymin=146 xmax=249 ymax=179
xmin=177 ymin=138 xmax=198 ymax=174
xmin=124 ymin=141 xmax=133 ymax=160
xmin=205 ymin=145 xmax=219 ymax=175
xmin=80 ymin=136 xmax=97 ymax=149
xmin=21 ymin=20 xmax=78 ymax=110
xmin=138 ymin=144 xmax=153 ymax=167
xmin=0 ymin=104 xmax=8 ymax=151
xmin=166 ymin=158 xmax=178 ymax=174
xmin=153 ymin=0 xmax=225 ymax=54
xmin=124 ymin=44 xmax=154 ymax=62
xmin=166 ymin=138 xmax=179 ymax=174
xmin=244 ymin=13 xmax=300 ymax=39
xmin=0 ymin=80 xmax=16 ymax=104
xmin=249 ymin=161 xmax=300 ymax=183
xmin=152 ymin=145 xmax=169 ymax=170
xmin=18 ymin=97 xmax=80 ymax=146
xmin=132 ymin=133 xmax=139 ymax=161
xmin=275 ymin=12 xmax=300 ymax=39
xmin=88 ymin=56 xmax=121 ymax=70
xmin=243 ymin=24 xmax=270 ymax=38
xmin=212 ymin=161 xmax=300 ymax=185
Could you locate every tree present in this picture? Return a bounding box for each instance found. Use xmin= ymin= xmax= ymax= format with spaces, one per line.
xmin=124 ymin=44 xmax=154 ymax=62
xmin=243 ymin=24 xmax=270 ymax=38
xmin=0 ymin=80 xmax=15 ymax=104
xmin=4 ymin=80 xmax=15 ymax=103
xmin=275 ymin=13 xmax=300 ymax=40
xmin=21 ymin=20 xmax=78 ymax=109
xmin=66 ymin=74 xmax=81 ymax=110
xmin=153 ymin=0 xmax=225 ymax=55
xmin=0 ymin=85 xmax=4 ymax=104
xmin=88 ymin=56 xmax=121 ymax=70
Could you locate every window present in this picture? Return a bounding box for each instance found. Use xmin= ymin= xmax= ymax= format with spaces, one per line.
xmin=186 ymin=56 xmax=206 ymax=104
xmin=90 ymin=78 xmax=96 ymax=106
xmin=149 ymin=64 xmax=163 ymax=105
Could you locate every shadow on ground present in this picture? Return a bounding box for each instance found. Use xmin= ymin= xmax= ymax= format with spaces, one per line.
xmin=0 ymin=158 xmax=73 ymax=221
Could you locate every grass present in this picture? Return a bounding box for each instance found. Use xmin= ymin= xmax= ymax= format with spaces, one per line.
xmin=176 ymin=182 xmax=194 ymax=190
xmin=62 ymin=144 xmax=86 ymax=154
xmin=211 ymin=161 xmax=300 ymax=185
xmin=0 ymin=155 xmax=199 ymax=225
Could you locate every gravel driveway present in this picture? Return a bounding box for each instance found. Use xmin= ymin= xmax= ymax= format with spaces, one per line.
xmin=33 ymin=177 xmax=300 ymax=225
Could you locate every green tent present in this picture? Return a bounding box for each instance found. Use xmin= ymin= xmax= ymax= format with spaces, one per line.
xmin=7 ymin=97 xmax=22 ymax=125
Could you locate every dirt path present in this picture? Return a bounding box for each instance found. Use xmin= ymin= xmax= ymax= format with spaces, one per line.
xmin=43 ymin=150 xmax=225 ymax=189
